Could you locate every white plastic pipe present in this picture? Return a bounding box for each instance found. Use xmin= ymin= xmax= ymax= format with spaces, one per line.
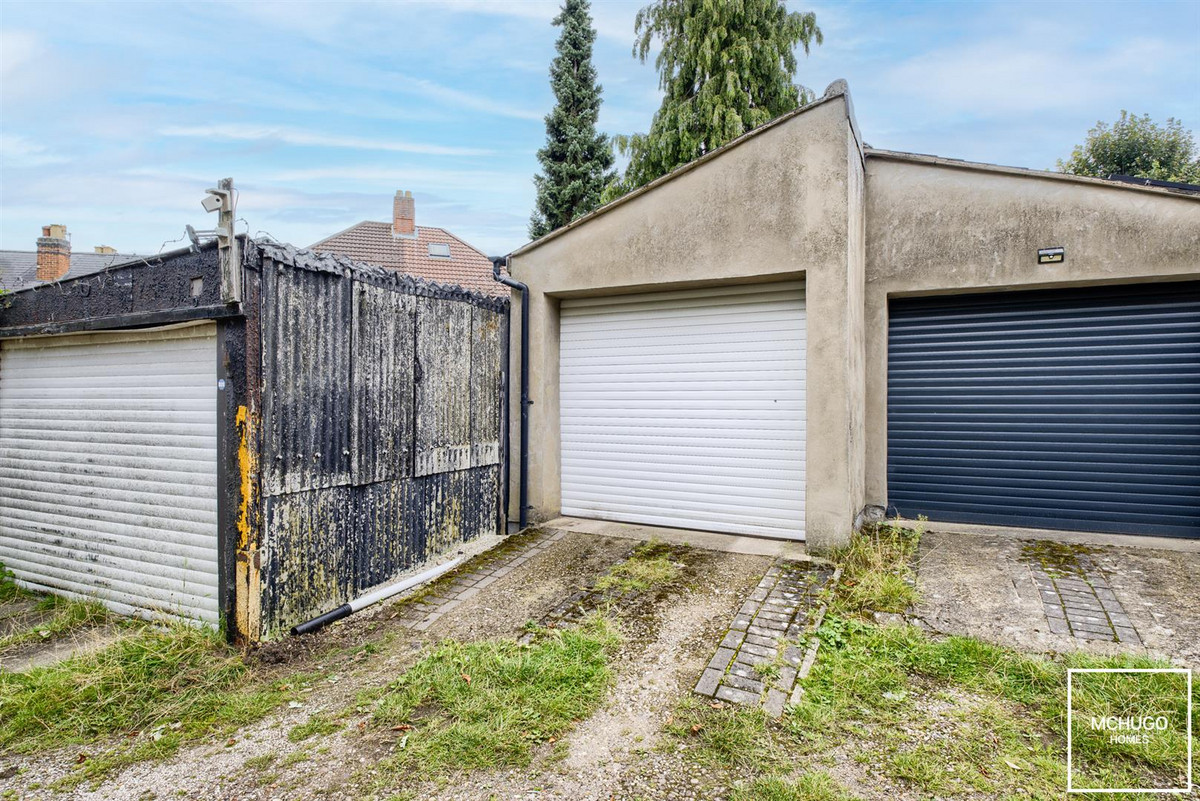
xmin=291 ymin=556 xmax=464 ymax=635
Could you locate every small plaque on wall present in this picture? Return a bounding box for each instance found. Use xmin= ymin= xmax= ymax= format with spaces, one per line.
xmin=1038 ymin=246 xmax=1065 ymax=264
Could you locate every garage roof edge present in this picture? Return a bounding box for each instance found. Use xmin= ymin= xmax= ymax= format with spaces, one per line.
xmin=864 ymin=148 xmax=1200 ymax=200
xmin=510 ymin=82 xmax=856 ymax=259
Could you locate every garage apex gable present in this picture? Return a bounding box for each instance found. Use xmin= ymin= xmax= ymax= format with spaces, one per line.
xmin=509 ymin=78 xmax=864 ymax=263
xmin=505 ymin=82 xmax=871 ymax=552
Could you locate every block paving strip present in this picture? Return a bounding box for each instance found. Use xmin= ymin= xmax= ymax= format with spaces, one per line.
xmin=517 ymin=543 xmax=689 ymax=644
xmin=694 ymin=560 xmax=837 ymax=717
xmin=393 ymin=528 xmax=567 ymax=632
xmin=1028 ymin=549 xmax=1141 ymax=645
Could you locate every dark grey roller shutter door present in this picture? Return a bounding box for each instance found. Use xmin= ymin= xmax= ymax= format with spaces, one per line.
xmin=888 ymin=281 xmax=1200 ymax=538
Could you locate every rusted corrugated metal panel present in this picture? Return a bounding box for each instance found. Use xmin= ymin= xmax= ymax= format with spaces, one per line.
xmin=414 ymin=297 xmax=473 ymax=476
xmin=410 ymin=465 xmax=500 ymax=557
xmin=462 ymin=464 xmax=502 ymax=545
xmin=261 ymin=466 xmax=500 ymax=633
xmin=261 ymin=261 xmax=352 ymax=495
xmin=470 ymin=305 xmax=503 ymax=468
xmin=248 ymin=242 xmax=508 ymax=638
xmin=352 ymin=479 xmax=418 ymax=593
xmin=260 ymin=485 xmax=352 ymax=634
xmin=351 ymin=283 xmax=415 ymax=485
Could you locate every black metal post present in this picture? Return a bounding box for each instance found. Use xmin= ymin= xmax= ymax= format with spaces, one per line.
xmin=491 ymin=257 xmax=530 ymax=529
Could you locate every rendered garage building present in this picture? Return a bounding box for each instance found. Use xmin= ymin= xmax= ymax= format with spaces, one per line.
xmin=499 ymin=81 xmax=1200 ymax=548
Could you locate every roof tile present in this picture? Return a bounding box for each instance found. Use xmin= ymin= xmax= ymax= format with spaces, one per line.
xmin=309 ymin=222 xmax=504 ymax=296
xmin=0 ymin=250 xmax=147 ymax=293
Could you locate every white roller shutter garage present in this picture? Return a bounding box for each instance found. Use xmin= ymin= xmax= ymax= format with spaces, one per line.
xmin=560 ymin=282 xmax=806 ymax=539
xmin=0 ymin=323 xmax=220 ymax=623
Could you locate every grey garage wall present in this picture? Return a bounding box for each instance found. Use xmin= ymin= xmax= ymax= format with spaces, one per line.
xmin=888 ymin=281 xmax=1200 ymax=538
xmin=255 ymin=245 xmax=507 ymax=636
xmin=865 ymin=152 xmax=1200 ymax=517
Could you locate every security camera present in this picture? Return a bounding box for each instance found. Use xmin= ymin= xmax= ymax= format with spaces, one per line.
xmin=201 ymin=192 xmax=225 ymax=213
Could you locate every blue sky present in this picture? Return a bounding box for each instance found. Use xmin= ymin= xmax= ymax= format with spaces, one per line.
xmin=2 ymin=0 xmax=1197 ymax=257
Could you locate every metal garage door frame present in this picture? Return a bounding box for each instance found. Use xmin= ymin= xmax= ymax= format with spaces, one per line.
xmin=887 ymin=281 xmax=1200 ymax=538
xmin=0 ymin=321 xmax=222 ymax=621
xmin=559 ymin=281 xmax=806 ymax=539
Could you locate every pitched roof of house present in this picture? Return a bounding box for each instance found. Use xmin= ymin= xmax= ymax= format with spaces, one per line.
xmin=309 ymin=222 xmax=503 ymax=296
xmin=0 ymin=250 xmax=146 ymax=293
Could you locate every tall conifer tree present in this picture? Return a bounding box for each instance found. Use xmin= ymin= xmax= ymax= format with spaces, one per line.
xmin=530 ymin=0 xmax=614 ymax=239
xmin=605 ymin=0 xmax=822 ymax=201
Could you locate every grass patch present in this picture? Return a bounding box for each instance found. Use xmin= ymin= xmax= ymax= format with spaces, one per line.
xmin=731 ymin=771 xmax=861 ymax=801
xmin=666 ymin=697 xmax=783 ymax=772
xmin=244 ymin=752 xmax=278 ymax=771
xmin=663 ymin=524 xmax=1191 ymax=800
xmin=787 ymin=617 xmax=1195 ymax=796
xmin=0 ymin=562 xmax=30 ymax=604
xmin=1064 ymin=667 xmax=1193 ymax=791
xmin=829 ymin=518 xmax=922 ymax=616
xmin=594 ymin=539 xmax=680 ymax=594
xmin=288 ymin=713 xmax=341 ymax=742
xmin=0 ymin=594 xmax=110 ymax=651
xmin=366 ymin=616 xmax=618 ymax=784
xmin=0 ymin=621 xmax=308 ymax=787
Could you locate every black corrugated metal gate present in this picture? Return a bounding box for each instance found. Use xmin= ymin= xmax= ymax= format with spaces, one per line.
xmin=887 ymin=281 xmax=1200 ymax=538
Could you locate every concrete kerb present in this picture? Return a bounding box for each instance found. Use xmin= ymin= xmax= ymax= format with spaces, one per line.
xmin=398 ymin=528 xmax=563 ymax=632
xmin=890 ymin=518 xmax=1200 ymax=554
xmin=542 ymin=517 xmax=811 ymax=560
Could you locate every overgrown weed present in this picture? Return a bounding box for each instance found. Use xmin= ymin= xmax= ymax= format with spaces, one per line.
xmin=365 ymin=615 xmax=619 ymax=787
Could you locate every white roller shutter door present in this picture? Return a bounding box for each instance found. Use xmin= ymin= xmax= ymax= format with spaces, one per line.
xmin=560 ymin=282 xmax=806 ymax=539
xmin=0 ymin=323 xmax=220 ymax=623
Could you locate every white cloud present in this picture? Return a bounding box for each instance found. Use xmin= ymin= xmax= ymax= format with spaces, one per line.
xmin=0 ymin=134 xmax=71 ymax=168
xmin=158 ymin=124 xmax=493 ymax=156
xmin=882 ymin=35 xmax=1192 ymax=118
xmin=264 ymin=165 xmax=529 ymax=196
xmin=403 ymin=0 xmax=640 ymax=44
xmin=396 ymin=75 xmax=544 ymax=121
xmin=0 ymin=29 xmax=41 ymax=77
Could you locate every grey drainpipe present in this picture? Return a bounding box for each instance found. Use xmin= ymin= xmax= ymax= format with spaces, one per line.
xmin=492 ymin=256 xmax=530 ymax=529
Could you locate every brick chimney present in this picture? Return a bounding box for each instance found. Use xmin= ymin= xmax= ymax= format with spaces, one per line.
xmin=393 ymin=190 xmax=415 ymax=237
xmin=94 ymin=245 xmax=116 ymax=254
xmin=36 ymin=224 xmax=71 ymax=282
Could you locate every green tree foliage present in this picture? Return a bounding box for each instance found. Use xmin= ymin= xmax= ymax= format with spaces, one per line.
xmin=529 ymin=0 xmax=614 ymax=239
xmin=603 ymin=0 xmax=822 ymax=201
xmin=1058 ymin=111 xmax=1200 ymax=184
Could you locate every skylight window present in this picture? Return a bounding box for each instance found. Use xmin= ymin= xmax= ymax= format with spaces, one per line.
xmin=428 ymin=243 xmax=452 ymax=259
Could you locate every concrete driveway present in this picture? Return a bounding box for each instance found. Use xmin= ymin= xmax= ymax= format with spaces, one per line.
xmin=6 ymin=518 xmax=1198 ymax=801
xmin=914 ymin=526 xmax=1200 ymax=668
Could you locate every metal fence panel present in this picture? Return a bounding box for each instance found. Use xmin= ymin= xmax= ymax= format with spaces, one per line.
xmin=414 ymin=297 xmax=473 ymax=476
xmin=351 ymin=284 xmax=416 ymax=485
xmin=262 ymin=264 xmax=352 ymax=495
